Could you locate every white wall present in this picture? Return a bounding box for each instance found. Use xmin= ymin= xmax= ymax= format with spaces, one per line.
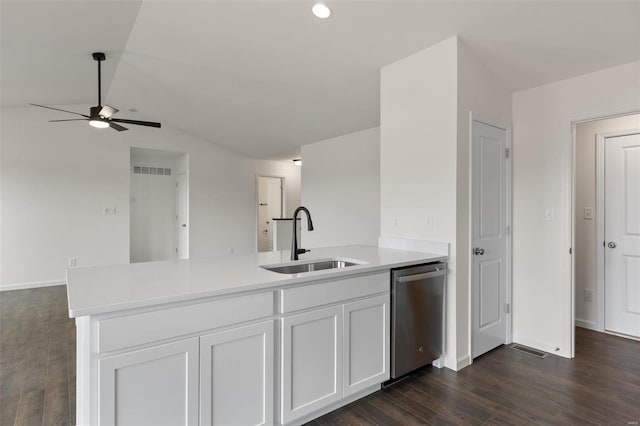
xmin=456 ymin=40 xmax=512 ymax=364
xmin=512 ymin=61 xmax=640 ymax=356
xmin=300 ymin=127 xmax=380 ymax=248
xmin=381 ymin=37 xmax=459 ymax=369
xmin=0 ymin=106 xmax=301 ymax=288
xmin=574 ymin=114 xmax=640 ymax=328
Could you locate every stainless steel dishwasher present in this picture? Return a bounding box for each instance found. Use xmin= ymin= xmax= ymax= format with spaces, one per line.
xmin=390 ymin=262 xmax=446 ymax=379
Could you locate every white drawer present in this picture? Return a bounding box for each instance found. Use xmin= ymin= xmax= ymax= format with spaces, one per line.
xmin=280 ymin=272 xmax=389 ymax=313
xmin=98 ymin=291 xmax=274 ymax=353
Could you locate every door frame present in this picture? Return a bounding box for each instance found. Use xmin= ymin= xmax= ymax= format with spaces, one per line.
xmin=595 ymin=129 xmax=640 ymax=333
xmin=255 ymin=175 xmax=285 ymax=252
xmin=468 ymin=112 xmax=513 ymax=364
xmin=569 ymin=108 xmax=640 ymax=357
xmin=176 ymin=169 xmax=189 ymax=260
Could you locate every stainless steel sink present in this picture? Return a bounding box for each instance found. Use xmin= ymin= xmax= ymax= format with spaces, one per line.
xmin=261 ymin=259 xmax=360 ymax=274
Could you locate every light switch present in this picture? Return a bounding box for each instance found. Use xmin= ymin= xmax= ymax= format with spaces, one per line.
xmin=544 ymin=207 xmax=554 ymax=221
xmin=583 ymin=207 xmax=593 ymax=220
xmin=426 ymin=216 xmax=433 ymax=231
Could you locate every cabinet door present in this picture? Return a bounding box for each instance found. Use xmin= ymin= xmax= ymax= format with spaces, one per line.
xmin=343 ymin=295 xmax=390 ymax=397
xmin=281 ymin=306 xmax=343 ymax=424
xmin=98 ymin=338 xmax=199 ymax=426
xmin=200 ymin=321 xmax=274 ymax=426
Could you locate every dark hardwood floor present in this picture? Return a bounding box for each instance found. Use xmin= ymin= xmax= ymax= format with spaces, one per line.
xmin=311 ymin=328 xmax=640 ymax=425
xmin=1 ymin=285 xmax=639 ymax=426
xmin=0 ymin=286 xmax=75 ymax=426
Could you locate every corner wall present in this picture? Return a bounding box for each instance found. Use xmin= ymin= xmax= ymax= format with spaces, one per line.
xmin=456 ymin=39 xmax=512 ymax=365
xmin=380 ymin=37 xmax=459 ymax=369
xmin=512 ymin=61 xmax=640 ymax=356
xmin=380 ymin=36 xmax=512 ymax=370
xmin=300 ymin=127 xmax=380 ymax=248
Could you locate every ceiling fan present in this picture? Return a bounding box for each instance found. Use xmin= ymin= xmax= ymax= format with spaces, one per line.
xmin=30 ymin=52 xmax=161 ymax=132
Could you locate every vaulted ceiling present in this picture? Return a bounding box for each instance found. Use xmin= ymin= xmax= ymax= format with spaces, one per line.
xmin=2 ymin=1 xmax=639 ymax=159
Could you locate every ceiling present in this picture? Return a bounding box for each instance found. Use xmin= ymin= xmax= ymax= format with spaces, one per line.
xmin=2 ymin=1 xmax=639 ymax=159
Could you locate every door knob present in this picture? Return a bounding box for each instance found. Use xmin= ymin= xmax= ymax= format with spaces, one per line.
xmin=607 ymin=242 xmax=617 ymax=249
xmin=181 ymin=224 xmax=187 ymax=228
xmin=473 ymin=247 xmax=485 ymax=256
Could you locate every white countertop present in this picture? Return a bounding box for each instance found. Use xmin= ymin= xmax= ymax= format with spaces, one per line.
xmin=66 ymin=245 xmax=447 ymax=317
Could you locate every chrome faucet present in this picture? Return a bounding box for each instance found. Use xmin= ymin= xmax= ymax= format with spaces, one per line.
xmin=291 ymin=206 xmax=314 ymax=260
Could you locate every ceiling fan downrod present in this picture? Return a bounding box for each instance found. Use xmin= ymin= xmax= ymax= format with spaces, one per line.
xmin=92 ymin=52 xmax=105 ymax=108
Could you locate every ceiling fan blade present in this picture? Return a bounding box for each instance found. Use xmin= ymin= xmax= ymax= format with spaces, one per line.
xmin=109 ymin=122 xmax=128 ymax=132
xmin=48 ymin=119 xmax=88 ymax=122
xmin=30 ymin=103 xmax=88 ymax=117
xmin=99 ymin=105 xmax=118 ymax=118
xmin=111 ymin=118 xmax=161 ymax=128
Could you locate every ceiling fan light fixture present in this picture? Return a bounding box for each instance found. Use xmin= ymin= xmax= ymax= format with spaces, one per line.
xmin=89 ymin=119 xmax=109 ymax=129
xmin=312 ymin=3 xmax=331 ymax=19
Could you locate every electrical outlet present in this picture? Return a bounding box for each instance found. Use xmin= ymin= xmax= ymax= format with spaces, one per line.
xmin=584 ymin=289 xmax=594 ymax=302
xmin=68 ymin=257 xmax=77 ymax=267
xmin=228 ymin=247 xmax=234 ymax=254
xmin=394 ymin=216 xmax=400 ymax=229
xmin=426 ymin=216 xmax=433 ymax=231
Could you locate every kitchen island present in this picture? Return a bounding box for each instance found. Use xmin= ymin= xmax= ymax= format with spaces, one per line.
xmin=67 ymin=245 xmax=446 ymax=426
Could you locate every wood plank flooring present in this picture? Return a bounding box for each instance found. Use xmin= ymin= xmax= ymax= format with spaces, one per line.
xmin=0 ymin=286 xmax=75 ymax=426
xmin=310 ymin=328 xmax=640 ymax=425
xmin=1 ymin=285 xmax=639 ymax=425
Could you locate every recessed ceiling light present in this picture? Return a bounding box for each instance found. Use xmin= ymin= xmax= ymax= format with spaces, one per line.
xmin=312 ymin=3 xmax=331 ymax=19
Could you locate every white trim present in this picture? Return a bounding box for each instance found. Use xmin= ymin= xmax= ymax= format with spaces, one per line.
xmin=256 ymin=174 xmax=286 ymax=252
xmin=575 ymin=318 xmax=598 ymax=331
xmin=595 ymin=133 xmax=606 ymax=333
xmin=595 ymin=129 xmax=640 ymax=334
xmin=456 ymin=355 xmax=471 ymax=371
xmin=377 ymin=237 xmax=449 ymax=255
xmin=0 ymin=279 xmax=66 ymax=291
xmin=566 ymin=107 xmax=640 ymax=359
xmin=468 ymin=113 xmax=513 ymax=364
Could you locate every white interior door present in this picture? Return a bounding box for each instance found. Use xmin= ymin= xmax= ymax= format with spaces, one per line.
xmin=257 ymin=177 xmax=283 ymax=252
xmin=605 ymin=133 xmax=640 ymax=338
xmin=471 ymin=119 xmax=509 ymax=359
xmin=177 ymin=171 xmax=189 ymax=259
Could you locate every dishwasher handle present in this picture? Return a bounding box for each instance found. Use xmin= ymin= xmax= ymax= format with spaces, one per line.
xmin=397 ymin=269 xmax=446 ymax=283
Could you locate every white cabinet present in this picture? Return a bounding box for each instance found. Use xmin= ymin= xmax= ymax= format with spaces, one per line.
xmin=98 ymin=338 xmax=199 ymax=426
xmin=82 ymin=273 xmax=391 ymax=426
xmin=280 ymin=273 xmax=390 ymax=425
xmin=343 ymin=295 xmax=390 ymax=397
xmin=281 ymin=306 xmax=343 ymax=424
xmin=200 ymin=321 xmax=274 ymax=426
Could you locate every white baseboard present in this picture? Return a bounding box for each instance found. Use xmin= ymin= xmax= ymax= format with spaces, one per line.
xmin=378 ymin=236 xmax=449 ymax=256
xmin=0 ymin=279 xmax=66 ymax=292
xmin=575 ymin=318 xmax=598 ymax=331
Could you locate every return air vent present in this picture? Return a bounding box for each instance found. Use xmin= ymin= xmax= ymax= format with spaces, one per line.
xmin=510 ymin=344 xmax=548 ymax=358
xmin=133 ymin=165 xmax=172 ymax=176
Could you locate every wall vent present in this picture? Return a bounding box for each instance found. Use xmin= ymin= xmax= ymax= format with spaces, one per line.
xmin=133 ymin=165 xmax=172 ymax=176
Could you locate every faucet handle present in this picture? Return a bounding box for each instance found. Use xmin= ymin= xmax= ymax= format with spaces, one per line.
xmin=296 ymin=248 xmax=310 ymax=255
